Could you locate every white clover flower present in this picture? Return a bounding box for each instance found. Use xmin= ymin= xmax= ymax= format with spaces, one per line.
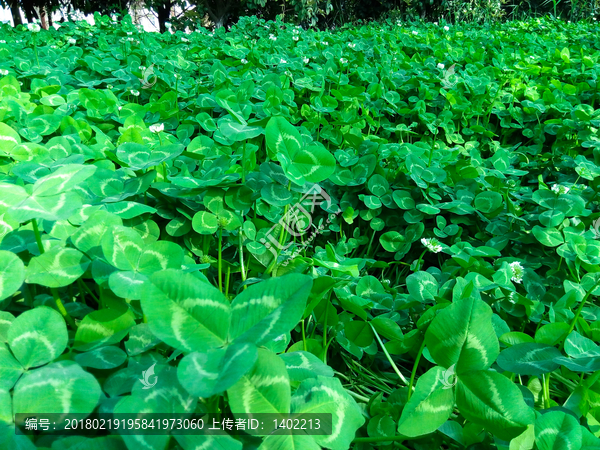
xmin=280 ymin=58 xmax=287 ymax=63
xmin=107 ymin=84 xmax=113 ymax=89
xmin=0 ymin=69 xmax=8 ymax=76
xmin=0 ymin=40 xmax=5 ymax=44
xmin=139 ymin=65 xmax=146 ymax=71
xmin=181 ymin=37 xmax=189 ymax=42
xmin=149 ymin=123 xmax=164 ymax=133
xmin=412 ymin=30 xmax=418 ymax=35
xmin=421 ymin=238 xmax=443 ymax=253
xmin=444 ymin=25 xmax=450 ymax=31
xmin=437 ymin=63 xmax=445 ymax=69
xmin=509 ymin=261 xmax=524 ymax=284
xmin=293 ymin=36 xmax=299 ymax=41
xmin=130 ymin=89 xmax=140 ymax=96
xmin=322 ymin=41 xmax=329 ymax=45
xmin=126 ymin=32 xmax=133 ymax=36
xmin=118 ymin=106 xmax=122 ymax=111
xmin=551 ymin=184 xmax=570 ymax=194
xmin=241 ymin=58 xmax=248 ymax=64
xmin=269 ymin=34 xmax=277 ymax=41
xmin=348 ymin=42 xmax=356 ymax=48
xmin=68 ymin=38 xmax=76 ymax=44
xmin=434 ymin=21 xmax=438 ymax=25
xmin=165 ymin=22 xmax=172 ymax=29
xmin=303 ymin=57 xmax=310 ymax=64
xmin=28 ymin=23 xmax=41 ymax=33
xmin=340 ymin=57 xmax=348 ymax=64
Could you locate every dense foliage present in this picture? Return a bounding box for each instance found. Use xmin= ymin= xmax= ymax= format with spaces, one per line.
xmin=1 ymin=13 xmax=600 ymax=450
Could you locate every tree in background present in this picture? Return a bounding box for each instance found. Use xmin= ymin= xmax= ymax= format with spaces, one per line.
xmin=5 ymin=0 xmax=23 ymax=25
xmin=70 ymin=0 xmax=129 ymax=17
xmin=2 ymin=0 xmax=597 ymax=31
xmin=144 ymin=0 xmax=175 ymax=32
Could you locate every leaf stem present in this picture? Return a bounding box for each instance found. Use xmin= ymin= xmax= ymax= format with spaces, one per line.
xmin=584 ymin=370 xmax=600 ymax=388
xmin=267 ymin=181 xmax=292 ymax=276
xmin=543 ymin=373 xmax=551 ymax=409
xmin=345 ymin=390 xmax=369 ymax=403
xmin=218 ymin=227 xmax=223 ymax=293
xmin=568 ymin=280 xmax=600 ymax=335
xmin=301 ymin=319 xmax=307 ymax=351
xmin=322 ymin=294 xmax=330 ymax=364
xmin=407 ymin=338 xmax=426 ymax=400
xmin=225 ymin=265 xmax=231 ymax=298
xmin=239 ymin=231 xmax=247 ymax=290
xmin=364 ymin=228 xmax=377 ymax=257
xmin=31 ymin=218 xmax=44 ymax=253
xmin=370 ymin=323 xmax=409 ymax=385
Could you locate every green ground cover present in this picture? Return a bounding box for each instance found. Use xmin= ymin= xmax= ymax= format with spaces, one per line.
xmin=0 ymin=13 xmax=600 ymax=450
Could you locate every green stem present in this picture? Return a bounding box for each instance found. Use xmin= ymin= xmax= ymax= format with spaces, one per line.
xmin=31 ymin=218 xmax=44 ymax=253
xmin=568 ymin=281 xmax=600 ymax=335
xmin=553 ymin=372 xmax=577 ymax=390
xmin=267 ymin=181 xmax=292 ymax=276
xmin=225 ymin=265 xmax=231 ymax=298
xmin=370 ymin=323 xmax=409 ymax=385
xmin=345 ymin=390 xmax=369 ymax=403
xmin=239 ymin=232 xmax=247 ymax=290
xmin=584 ymin=370 xmax=600 ymax=388
xmin=77 ymin=278 xmax=100 ymax=305
xmin=543 ymin=373 xmax=551 ymax=409
xmin=51 ymin=288 xmax=77 ymax=329
xmin=301 ymin=319 xmax=307 ymax=351
xmin=407 ymin=338 xmax=426 ymax=401
xmin=322 ymin=293 xmax=330 ymax=364
xmin=218 ymin=227 xmax=223 ymax=293
xmin=364 ymin=228 xmax=377 ymax=257
xmin=415 ymin=250 xmax=427 ymax=272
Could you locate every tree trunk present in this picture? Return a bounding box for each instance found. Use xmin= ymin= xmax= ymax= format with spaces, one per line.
xmin=36 ymin=6 xmax=48 ymax=29
xmin=205 ymin=0 xmax=232 ymax=28
xmin=23 ymin=3 xmax=37 ymax=23
xmin=9 ymin=0 xmax=23 ymax=26
xmin=157 ymin=1 xmax=172 ymax=33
